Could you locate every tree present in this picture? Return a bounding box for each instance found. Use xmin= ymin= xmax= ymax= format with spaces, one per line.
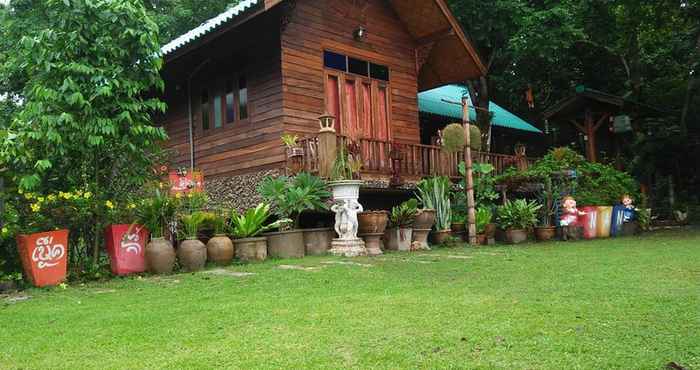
xmin=1 ymin=0 xmax=168 ymax=267
xmin=145 ymin=0 xmax=239 ymax=43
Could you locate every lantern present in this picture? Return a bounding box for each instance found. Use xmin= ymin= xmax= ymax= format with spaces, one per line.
xmin=318 ymin=112 xmax=336 ymax=132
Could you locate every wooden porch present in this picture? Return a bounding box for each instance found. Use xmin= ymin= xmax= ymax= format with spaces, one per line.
xmin=294 ymin=134 xmax=536 ymax=182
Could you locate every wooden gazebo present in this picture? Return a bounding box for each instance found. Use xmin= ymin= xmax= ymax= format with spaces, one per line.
xmin=543 ymin=86 xmax=663 ymax=162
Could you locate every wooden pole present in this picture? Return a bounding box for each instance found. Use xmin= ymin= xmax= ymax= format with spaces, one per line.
xmin=462 ymin=97 xmax=477 ymax=245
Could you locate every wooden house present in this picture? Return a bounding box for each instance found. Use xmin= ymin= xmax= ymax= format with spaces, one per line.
xmin=157 ymin=0 xmax=532 ymax=208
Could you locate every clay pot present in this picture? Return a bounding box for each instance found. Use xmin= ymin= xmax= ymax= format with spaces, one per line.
xmin=413 ymin=209 xmax=436 ymax=230
xmin=430 ymin=229 xmax=452 ymax=245
xmin=451 ymin=222 xmax=466 ymax=241
xmin=178 ymin=238 xmax=207 ymax=272
xmin=303 ymin=228 xmax=333 ymax=256
xmin=534 ymin=226 xmax=556 ymax=242
xmin=621 ymin=221 xmax=639 ymax=236
xmin=235 ymin=237 xmax=267 ymax=262
xmin=505 ymin=229 xmax=528 ymax=244
xmin=358 ymin=211 xmax=389 ymax=234
xmin=145 ymin=237 xmax=176 ymax=274
xmin=484 ymin=223 xmax=497 ymax=239
xmin=384 ymin=227 xmax=412 ymax=251
xmin=361 ymin=233 xmax=384 ymax=256
xmin=265 ymin=230 xmax=305 ymax=259
xmin=476 ymin=233 xmax=487 ymax=245
xmin=411 ymin=228 xmax=431 ymax=250
xmin=206 ymin=235 xmax=234 ymax=265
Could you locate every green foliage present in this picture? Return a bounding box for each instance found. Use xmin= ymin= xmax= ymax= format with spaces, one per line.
xmin=416 ymin=176 xmax=452 ymax=231
xmin=144 ymin=0 xmax=239 ymax=43
xmin=136 ymin=187 xmax=178 ymax=239
xmin=454 ymin=162 xmax=499 ymax=217
xmin=209 ymin=210 xmax=228 ymax=235
xmin=180 ymin=191 xmax=209 ymax=212
xmin=228 ymin=203 xmax=287 ymax=239
xmin=389 ymin=199 xmax=419 ymax=228
xmin=475 ymin=206 xmax=493 ymax=234
xmin=259 ymin=173 xmax=330 ymax=229
xmin=442 ymin=123 xmax=466 ymax=153
xmin=496 ymin=199 xmax=541 ymax=230
xmin=280 ymin=134 xmax=299 ymax=149
xmin=179 ymin=211 xmax=207 ymax=240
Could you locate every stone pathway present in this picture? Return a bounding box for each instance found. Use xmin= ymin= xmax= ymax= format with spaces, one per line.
xmin=320 ymin=261 xmax=374 ymax=268
xmin=203 ymin=269 xmax=255 ymax=277
xmin=277 ymin=265 xmax=323 ymax=271
xmin=2 ymin=294 xmax=31 ymax=304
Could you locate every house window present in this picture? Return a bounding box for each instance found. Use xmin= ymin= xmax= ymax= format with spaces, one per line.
xmin=323 ymin=51 xmax=391 ymax=141
xmin=213 ymin=92 xmax=223 ymax=128
xmin=239 ymin=76 xmax=248 ymax=120
xmin=201 ymin=89 xmax=210 ymax=131
xmin=225 ymin=81 xmax=235 ymax=124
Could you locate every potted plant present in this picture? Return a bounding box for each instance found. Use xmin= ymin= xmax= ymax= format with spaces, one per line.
xmin=416 ymin=176 xmax=451 ymax=246
xmin=177 ymin=211 xmax=208 ymax=272
xmin=496 ymin=199 xmax=541 ymax=244
xmin=104 ymin=201 xmax=149 ymax=276
xmin=329 ymin=141 xmax=363 ymax=201
xmin=534 ymin=176 xmax=557 ymax=242
xmin=475 ymin=206 xmax=492 ymax=245
xmin=137 ymin=187 xmax=178 ymax=274
xmin=358 ymin=210 xmax=389 ymax=256
xmin=282 ymin=134 xmax=305 ymax=174
xmin=384 ymin=199 xmax=418 ymax=251
xmin=259 ymin=172 xmax=330 ymax=259
xmin=229 ymin=203 xmax=286 ymax=262
xmin=206 ymin=210 xmax=234 ymax=265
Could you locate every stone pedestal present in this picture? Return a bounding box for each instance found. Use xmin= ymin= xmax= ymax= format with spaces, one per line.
xmin=359 ymin=233 xmax=383 ymax=256
xmin=329 ymin=238 xmax=367 ymax=257
xmin=411 ymin=228 xmax=432 ymax=250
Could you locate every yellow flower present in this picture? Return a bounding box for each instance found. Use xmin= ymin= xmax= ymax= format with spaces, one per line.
xmin=24 ymin=193 xmax=33 ymax=200
xmin=47 ymin=194 xmax=56 ymax=202
xmin=186 ymin=192 xmax=193 ymax=198
xmin=76 ymin=190 xmax=83 ymax=197
xmin=105 ymin=200 xmax=115 ymax=209
xmin=18 ymin=189 xmax=23 ymax=195
xmin=84 ymin=191 xmax=92 ymax=199
xmin=1 ymin=227 xmax=8 ymax=235
xmin=128 ymin=203 xmax=136 ymax=209
xmin=37 ymin=196 xmax=45 ymax=203
xmin=31 ymin=203 xmax=41 ymax=212
xmin=175 ymin=192 xmax=182 ymax=199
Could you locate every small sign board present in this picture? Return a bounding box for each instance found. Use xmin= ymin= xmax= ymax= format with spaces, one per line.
xmin=612 ymin=115 xmax=632 ymax=133
xmin=168 ymin=169 xmax=204 ymax=194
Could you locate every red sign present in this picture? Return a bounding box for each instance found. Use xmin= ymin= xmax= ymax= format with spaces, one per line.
xmin=105 ymin=224 xmax=149 ymax=276
xmin=168 ymin=170 xmax=204 ymax=194
xmin=17 ymin=230 xmax=69 ymax=287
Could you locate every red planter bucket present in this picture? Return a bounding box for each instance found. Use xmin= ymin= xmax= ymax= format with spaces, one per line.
xmin=105 ymin=224 xmax=148 ymax=276
xmin=16 ymin=230 xmax=69 ymax=287
xmin=580 ymin=206 xmax=599 ymax=239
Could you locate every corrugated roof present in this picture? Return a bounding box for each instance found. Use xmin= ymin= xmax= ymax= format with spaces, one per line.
xmin=160 ymin=0 xmax=262 ymax=56
xmin=418 ymin=84 xmax=542 ymax=133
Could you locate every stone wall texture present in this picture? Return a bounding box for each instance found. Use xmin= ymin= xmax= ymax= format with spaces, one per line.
xmin=205 ymin=169 xmax=282 ymax=212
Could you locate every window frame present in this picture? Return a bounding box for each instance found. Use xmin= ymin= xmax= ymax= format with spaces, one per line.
xmin=197 ymin=73 xmax=251 ymax=136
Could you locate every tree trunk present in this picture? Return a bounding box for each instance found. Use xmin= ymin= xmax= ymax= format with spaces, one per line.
xmin=467 ymin=77 xmax=492 ymax=152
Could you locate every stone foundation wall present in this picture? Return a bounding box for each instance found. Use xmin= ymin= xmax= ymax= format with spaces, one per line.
xmin=205 ymin=169 xmax=282 ymax=212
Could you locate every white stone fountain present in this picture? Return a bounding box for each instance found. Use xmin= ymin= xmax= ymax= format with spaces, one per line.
xmin=328 ymin=180 xmax=367 ymax=257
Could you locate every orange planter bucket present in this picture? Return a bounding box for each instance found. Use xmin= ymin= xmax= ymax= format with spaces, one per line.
xmin=105 ymin=224 xmax=149 ymax=276
xmin=596 ymin=206 xmax=613 ymax=238
xmin=16 ymin=230 xmax=69 ymax=287
xmin=580 ymin=206 xmax=599 ymax=239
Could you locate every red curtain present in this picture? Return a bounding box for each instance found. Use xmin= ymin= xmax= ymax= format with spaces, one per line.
xmin=377 ymin=85 xmax=389 ymax=168
xmin=326 ymin=76 xmax=341 ymax=131
xmin=344 ymin=80 xmax=358 ymax=140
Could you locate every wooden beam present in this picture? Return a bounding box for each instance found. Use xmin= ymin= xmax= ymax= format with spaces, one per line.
xmin=569 ymin=119 xmax=586 ymax=133
xmin=433 ymin=0 xmax=487 ymax=75
xmin=593 ymin=112 xmax=611 ymax=132
xmin=415 ymin=27 xmax=454 ymax=46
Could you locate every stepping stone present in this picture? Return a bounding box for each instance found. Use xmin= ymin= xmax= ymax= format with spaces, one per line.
xmin=321 ymin=261 xmax=373 ymax=267
xmin=4 ymin=294 xmax=31 ymax=304
xmin=92 ymin=289 xmax=117 ymax=294
xmin=277 ymin=265 xmax=322 ymax=271
xmin=446 ymin=255 xmax=474 ymax=259
xmin=204 ymin=269 xmax=255 ymax=277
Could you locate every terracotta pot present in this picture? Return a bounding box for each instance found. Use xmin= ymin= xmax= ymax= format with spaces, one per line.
xmin=104 ymin=224 xmax=148 ymax=276
xmin=559 ymin=226 xmax=583 ymax=241
xmin=265 ymin=230 xmax=305 ymax=259
xmin=303 ymin=228 xmax=333 ymax=256
xmin=358 ymin=211 xmax=389 ymax=234
xmin=534 ymin=226 xmax=556 ymax=242
xmin=476 ymin=233 xmax=487 ymax=245
xmin=145 ymin=237 xmax=176 ymax=274
xmin=16 ymin=230 xmax=69 ymax=287
xmin=361 ymin=233 xmax=384 ymax=256
xmin=451 ymin=222 xmax=466 ymax=232
xmin=505 ymin=229 xmax=528 ymax=244
xmin=207 ymin=235 xmax=234 ymax=265
xmin=430 ymin=229 xmax=452 ymax=245
xmin=484 ymin=223 xmax=497 ymax=239
xmin=384 ymin=227 xmax=412 ymax=251
xmin=411 ymin=228 xmax=431 ymax=250
xmin=621 ymin=221 xmax=639 ymax=236
xmin=178 ymin=238 xmax=207 ymax=272
xmin=413 ymin=209 xmax=436 ymax=230
xmin=235 ymin=237 xmax=267 ymax=262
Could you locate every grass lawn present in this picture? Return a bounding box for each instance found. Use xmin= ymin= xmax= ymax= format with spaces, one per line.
xmin=1 ymin=229 xmax=699 ymax=369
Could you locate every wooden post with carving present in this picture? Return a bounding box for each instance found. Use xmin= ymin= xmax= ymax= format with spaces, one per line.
xmin=318 ymin=113 xmax=337 ymax=179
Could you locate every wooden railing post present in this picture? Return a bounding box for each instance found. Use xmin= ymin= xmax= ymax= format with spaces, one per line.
xmin=317 ymin=116 xmax=337 ymax=179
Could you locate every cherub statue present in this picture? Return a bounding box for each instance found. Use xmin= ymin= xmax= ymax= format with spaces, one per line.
xmin=621 ymin=194 xmax=638 ymax=223
xmin=560 ymin=196 xmax=586 ymax=226
xmin=331 ymin=200 xmax=364 ymax=240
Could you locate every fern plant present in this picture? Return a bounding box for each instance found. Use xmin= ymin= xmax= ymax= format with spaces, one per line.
xmin=258 ymin=172 xmax=330 ymax=229
xmin=496 ymin=199 xmax=541 ymax=230
xmin=389 ymin=199 xmax=419 ymax=228
xmin=416 ymin=176 xmax=452 ymax=231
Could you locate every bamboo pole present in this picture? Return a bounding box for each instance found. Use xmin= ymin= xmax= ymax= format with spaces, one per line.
xmin=462 ymin=97 xmax=477 ymax=245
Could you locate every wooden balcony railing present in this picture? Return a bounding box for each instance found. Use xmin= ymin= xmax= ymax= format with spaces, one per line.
xmin=296 ymin=135 xmax=536 ymax=180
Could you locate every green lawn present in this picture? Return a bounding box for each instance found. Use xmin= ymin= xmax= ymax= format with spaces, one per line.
xmin=1 ymin=230 xmax=699 ymax=369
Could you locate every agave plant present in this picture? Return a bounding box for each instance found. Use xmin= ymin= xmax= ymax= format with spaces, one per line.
xmin=389 ymin=199 xmax=419 ymax=228
xmin=416 ymin=176 xmax=452 ymax=231
xmin=228 ymin=203 xmax=290 ymax=239
xmin=258 ymin=173 xmax=330 ymax=229
xmin=496 ymin=199 xmax=541 ymax=230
